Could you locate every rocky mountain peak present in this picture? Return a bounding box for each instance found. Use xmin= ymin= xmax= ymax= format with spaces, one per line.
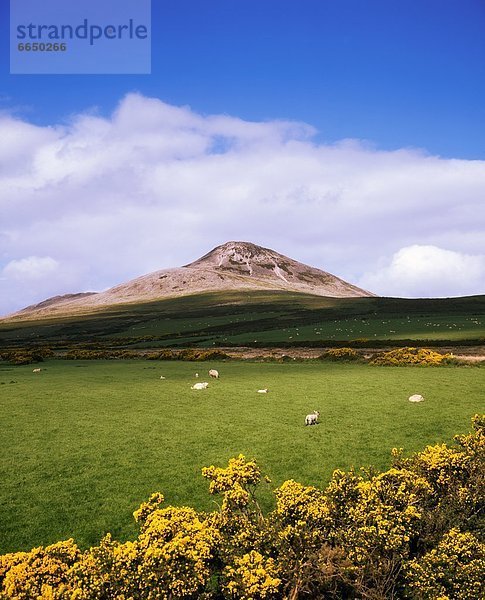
xmin=185 ymin=241 xmax=277 ymax=270
xmin=182 ymin=241 xmax=374 ymax=297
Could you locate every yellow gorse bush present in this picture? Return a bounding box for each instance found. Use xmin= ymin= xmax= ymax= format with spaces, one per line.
xmin=412 ymin=443 xmax=471 ymax=489
xmin=1 ymin=416 xmax=483 ymax=599
xmin=405 ymin=528 xmax=485 ymax=599
xmin=0 ymin=540 xmax=80 ymax=600
xmin=137 ymin=506 xmax=221 ymax=598
xmin=371 ymin=346 xmax=451 ymax=366
xmin=318 ymin=348 xmax=361 ymax=361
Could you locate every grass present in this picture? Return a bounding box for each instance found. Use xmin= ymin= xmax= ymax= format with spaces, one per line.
xmin=1 ymin=359 xmax=484 ymax=554
xmin=1 ymin=291 xmax=484 ymax=347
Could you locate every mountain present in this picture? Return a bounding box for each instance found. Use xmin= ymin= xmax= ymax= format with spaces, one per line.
xmin=15 ymin=293 xmax=98 ymax=315
xmin=4 ymin=241 xmax=375 ymax=320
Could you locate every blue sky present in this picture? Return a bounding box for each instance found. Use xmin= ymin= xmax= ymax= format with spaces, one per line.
xmin=1 ymin=1 xmax=485 ymax=313
xmin=2 ymin=0 xmax=484 ymax=158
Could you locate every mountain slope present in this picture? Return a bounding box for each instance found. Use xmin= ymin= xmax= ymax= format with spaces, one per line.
xmin=4 ymin=241 xmax=374 ymax=320
xmin=1 ymin=292 xmax=484 ymax=348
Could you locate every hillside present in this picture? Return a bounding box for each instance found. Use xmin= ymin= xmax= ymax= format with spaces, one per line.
xmin=1 ymin=291 xmax=484 ymax=349
xmin=3 ymin=241 xmax=374 ymax=321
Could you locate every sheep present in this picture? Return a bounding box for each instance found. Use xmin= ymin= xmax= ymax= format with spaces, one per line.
xmin=209 ymin=369 xmax=219 ymax=379
xmin=195 ymin=373 xmax=199 ymax=378
xmin=32 ymin=368 xmax=41 ymax=373
xmin=408 ymin=394 xmax=424 ymax=403
xmin=257 ymin=388 xmax=269 ymax=394
xmin=160 ymin=376 xmax=166 ymax=380
xmin=191 ymin=382 xmax=209 ymax=390
xmin=305 ymin=410 xmax=320 ymax=425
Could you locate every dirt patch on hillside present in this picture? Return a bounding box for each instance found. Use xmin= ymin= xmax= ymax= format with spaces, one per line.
xmin=454 ymin=354 xmax=485 ymax=362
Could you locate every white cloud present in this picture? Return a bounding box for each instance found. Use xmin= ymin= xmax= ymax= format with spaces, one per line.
xmin=3 ymin=256 xmax=59 ymax=280
xmin=1 ymin=256 xmax=88 ymax=316
xmin=359 ymin=245 xmax=485 ymax=298
xmin=1 ymin=93 xmax=485 ymax=315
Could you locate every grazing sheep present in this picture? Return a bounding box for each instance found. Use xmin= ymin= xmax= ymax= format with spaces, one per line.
xmin=160 ymin=376 xmax=166 ymax=380
xmin=32 ymin=368 xmax=41 ymax=373
xmin=408 ymin=394 xmax=425 ymax=403
xmin=305 ymin=410 xmax=320 ymax=425
xmin=257 ymin=388 xmax=269 ymax=394
xmin=209 ymin=369 xmax=219 ymax=379
xmin=191 ymin=382 xmax=209 ymax=390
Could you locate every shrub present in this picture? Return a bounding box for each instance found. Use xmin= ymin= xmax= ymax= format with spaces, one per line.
xmin=0 ymin=540 xmax=80 ymax=599
xmin=222 ymin=551 xmax=281 ymax=599
xmin=392 ymin=414 xmax=485 ymax=544
xmin=370 ymin=347 xmax=451 ymax=366
xmin=1 ymin=351 xmax=44 ymax=365
xmin=64 ymin=349 xmax=139 ymax=360
xmin=178 ymin=349 xmax=230 ymax=361
xmin=0 ymin=347 xmax=55 ymax=365
xmin=64 ymin=350 xmax=110 ymax=360
xmin=405 ymin=528 xmax=485 ymax=599
xmin=318 ymin=348 xmax=361 ymax=362
xmin=155 ymin=349 xmax=178 ymax=360
xmin=145 ymin=351 xmax=165 ymax=360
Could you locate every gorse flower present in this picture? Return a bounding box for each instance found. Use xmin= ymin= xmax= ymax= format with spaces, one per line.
xmin=223 ymin=550 xmax=281 ymax=599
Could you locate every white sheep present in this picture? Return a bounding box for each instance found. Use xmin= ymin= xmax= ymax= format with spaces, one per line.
xmin=209 ymin=369 xmax=219 ymax=379
xmin=408 ymin=394 xmax=424 ymax=403
xmin=32 ymin=368 xmax=41 ymax=373
xmin=192 ymin=382 xmax=209 ymax=390
xmin=305 ymin=410 xmax=320 ymax=425
xmin=195 ymin=373 xmax=199 ymax=378
xmin=160 ymin=376 xmax=166 ymax=380
xmin=257 ymin=388 xmax=269 ymax=394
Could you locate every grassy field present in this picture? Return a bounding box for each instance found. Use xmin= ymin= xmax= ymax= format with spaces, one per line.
xmin=1 ymin=359 xmax=484 ymax=554
xmin=1 ymin=291 xmax=484 ymax=347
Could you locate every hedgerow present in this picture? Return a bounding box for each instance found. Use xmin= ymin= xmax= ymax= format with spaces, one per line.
xmin=1 ymin=415 xmax=483 ymax=599
xmin=0 ymin=347 xmax=54 ymax=365
xmin=146 ymin=349 xmax=231 ymax=361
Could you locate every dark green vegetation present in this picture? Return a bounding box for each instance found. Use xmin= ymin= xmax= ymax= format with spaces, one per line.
xmin=1 ymin=359 xmax=483 ymax=553
xmin=1 ymin=291 xmax=485 ymax=349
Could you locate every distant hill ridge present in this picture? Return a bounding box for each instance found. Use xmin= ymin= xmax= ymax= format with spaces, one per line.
xmin=4 ymin=241 xmax=375 ymax=320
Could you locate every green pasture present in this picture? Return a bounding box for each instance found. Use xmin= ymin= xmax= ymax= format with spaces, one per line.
xmin=1 ymin=359 xmax=484 ymax=554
